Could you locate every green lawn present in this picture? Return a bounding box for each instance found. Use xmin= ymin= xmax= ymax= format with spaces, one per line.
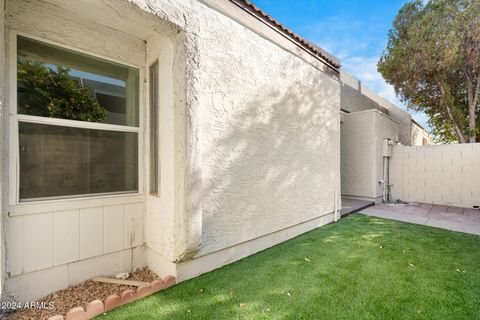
xmin=100 ymin=214 xmax=480 ymax=320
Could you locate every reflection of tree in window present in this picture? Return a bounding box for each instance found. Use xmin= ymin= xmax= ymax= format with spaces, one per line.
xmin=16 ymin=36 xmax=140 ymax=201
xmin=17 ymin=59 xmax=108 ymax=122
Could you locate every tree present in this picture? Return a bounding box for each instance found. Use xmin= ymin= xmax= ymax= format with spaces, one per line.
xmin=17 ymin=59 xmax=107 ymax=122
xmin=378 ymin=0 xmax=480 ymax=143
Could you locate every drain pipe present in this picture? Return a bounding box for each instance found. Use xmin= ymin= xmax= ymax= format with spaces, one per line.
xmin=382 ymin=157 xmax=389 ymax=202
xmin=334 ymin=190 xmax=339 ymax=222
xmin=381 ymin=139 xmax=393 ymax=203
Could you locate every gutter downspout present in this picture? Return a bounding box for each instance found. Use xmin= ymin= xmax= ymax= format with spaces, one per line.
xmin=334 ymin=191 xmax=338 ymax=222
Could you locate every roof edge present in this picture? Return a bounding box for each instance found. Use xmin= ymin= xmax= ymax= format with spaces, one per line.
xmin=230 ymin=0 xmax=341 ymax=70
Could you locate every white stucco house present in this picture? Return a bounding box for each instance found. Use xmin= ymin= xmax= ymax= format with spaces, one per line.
xmin=0 ymin=0 xmax=429 ymax=303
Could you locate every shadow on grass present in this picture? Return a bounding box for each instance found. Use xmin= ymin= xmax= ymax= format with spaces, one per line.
xmin=100 ymin=214 xmax=480 ymax=320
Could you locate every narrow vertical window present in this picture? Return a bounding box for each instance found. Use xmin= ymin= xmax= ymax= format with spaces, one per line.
xmin=149 ymin=61 xmax=159 ymax=194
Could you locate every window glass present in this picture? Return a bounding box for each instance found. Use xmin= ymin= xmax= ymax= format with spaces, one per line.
xmin=149 ymin=61 xmax=159 ymax=194
xmin=17 ymin=36 xmax=139 ymax=127
xmin=19 ymin=122 xmax=138 ymax=200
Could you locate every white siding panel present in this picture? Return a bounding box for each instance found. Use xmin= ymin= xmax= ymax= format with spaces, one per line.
xmin=79 ymin=207 xmax=104 ymax=259
xmin=23 ymin=212 xmax=53 ymax=273
xmin=53 ymin=210 xmax=80 ymax=265
xmin=6 ymin=216 xmax=24 ymax=276
xmin=104 ymin=205 xmax=125 ymax=253
xmin=124 ymin=203 xmax=143 ymax=248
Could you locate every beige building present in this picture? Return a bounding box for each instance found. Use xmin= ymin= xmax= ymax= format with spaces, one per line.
xmin=0 ymin=0 xmax=430 ymax=303
xmin=340 ymin=72 xmax=430 ymax=203
xmin=0 ymin=0 xmax=343 ymax=303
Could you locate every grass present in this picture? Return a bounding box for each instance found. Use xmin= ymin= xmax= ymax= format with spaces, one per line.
xmin=99 ymin=214 xmax=480 ymax=320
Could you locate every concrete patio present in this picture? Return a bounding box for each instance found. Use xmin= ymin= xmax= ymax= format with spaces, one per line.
xmin=360 ymin=203 xmax=480 ymax=236
xmin=340 ymin=198 xmax=375 ymax=217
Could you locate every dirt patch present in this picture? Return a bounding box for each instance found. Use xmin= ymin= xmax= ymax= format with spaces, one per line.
xmin=6 ymin=267 xmax=158 ymax=320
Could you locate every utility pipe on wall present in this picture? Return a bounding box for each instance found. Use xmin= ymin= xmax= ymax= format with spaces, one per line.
xmin=381 ymin=139 xmax=393 ymax=203
xmin=334 ymin=190 xmax=338 ymax=222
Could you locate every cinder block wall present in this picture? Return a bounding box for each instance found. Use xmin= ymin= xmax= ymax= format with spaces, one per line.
xmin=390 ymin=144 xmax=480 ymax=208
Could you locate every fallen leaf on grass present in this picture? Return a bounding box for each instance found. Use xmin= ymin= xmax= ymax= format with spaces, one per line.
xmin=239 ymin=303 xmax=246 ymax=308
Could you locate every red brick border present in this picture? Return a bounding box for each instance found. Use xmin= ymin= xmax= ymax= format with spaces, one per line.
xmin=48 ymin=276 xmax=176 ymax=320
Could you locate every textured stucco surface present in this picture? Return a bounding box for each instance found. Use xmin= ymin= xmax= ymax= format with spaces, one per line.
xmin=411 ymin=122 xmax=431 ymax=146
xmin=340 ymin=71 xmax=414 ymax=146
xmin=195 ymin=4 xmax=340 ymax=255
xmin=341 ymin=110 xmax=398 ymax=202
xmin=3 ymin=0 xmax=165 ymax=301
xmin=0 ymin=0 xmax=5 ymax=297
xmin=2 ymin=0 xmax=341 ymax=301
xmin=341 ymin=111 xmax=376 ymax=200
xmin=390 ymin=144 xmax=480 ymax=208
xmin=373 ymin=111 xmax=399 ymax=198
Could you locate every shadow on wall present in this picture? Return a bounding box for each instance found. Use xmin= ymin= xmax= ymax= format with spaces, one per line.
xmin=198 ymin=70 xmax=340 ymax=255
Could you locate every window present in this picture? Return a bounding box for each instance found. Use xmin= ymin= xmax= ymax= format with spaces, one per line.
xmin=16 ymin=35 xmax=140 ymax=201
xmin=149 ymin=61 xmax=159 ymax=194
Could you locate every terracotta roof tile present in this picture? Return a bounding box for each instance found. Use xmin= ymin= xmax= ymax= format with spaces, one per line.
xmin=230 ymin=0 xmax=341 ymax=69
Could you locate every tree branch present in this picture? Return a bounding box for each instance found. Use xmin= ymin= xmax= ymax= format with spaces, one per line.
xmin=473 ymin=76 xmax=480 ymax=113
xmin=436 ymin=77 xmax=467 ymax=143
xmin=466 ymin=77 xmax=477 ymax=143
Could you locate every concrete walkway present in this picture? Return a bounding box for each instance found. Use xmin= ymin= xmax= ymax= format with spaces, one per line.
xmin=341 ymin=198 xmax=375 ymax=217
xmin=360 ymin=203 xmax=480 ymax=236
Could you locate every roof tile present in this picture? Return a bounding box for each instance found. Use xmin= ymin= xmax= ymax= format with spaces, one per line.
xmin=230 ymin=0 xmax=341 ymax=69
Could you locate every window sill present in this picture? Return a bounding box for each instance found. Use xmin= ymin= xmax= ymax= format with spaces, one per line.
xmin=9 ymin=193 xmax=144 ymax=217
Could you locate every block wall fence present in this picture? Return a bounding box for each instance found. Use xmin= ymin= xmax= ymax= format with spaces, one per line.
xmin=390 ymin=143 xmax=480 ymax=208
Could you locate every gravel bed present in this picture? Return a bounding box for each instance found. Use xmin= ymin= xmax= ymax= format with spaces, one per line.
xmin=5 ymin=267 xmax=158 ymax=320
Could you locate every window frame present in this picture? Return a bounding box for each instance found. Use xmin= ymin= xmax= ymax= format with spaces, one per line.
xmin=8 ymin=30 xmax=145 ymax=205
xmin=149 ymin=60 xmax=160 ymax=195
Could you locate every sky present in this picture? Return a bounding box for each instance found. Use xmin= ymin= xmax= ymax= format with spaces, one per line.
xmin=253 ymin=0 xmax=430 ymax=130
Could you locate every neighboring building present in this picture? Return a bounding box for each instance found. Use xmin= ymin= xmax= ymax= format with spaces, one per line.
xmin=0 ymin=0 xmax=342 ymax=302
xmin=411 ymin=119 xmax=432 ymax=146
xmin=0 ymin=0 xmax=430 ymax=303
xmin=340 ymin=72 xmax=430 ymax=203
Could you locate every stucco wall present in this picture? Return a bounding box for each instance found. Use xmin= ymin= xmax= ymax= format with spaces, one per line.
xmin=341 ymin=110 xmax=398 ymax=202
xmin=2 ymin=0 xmax=176 ymax=301
xmin=194 ymin=3 xmax=341 ymax=256
xmin=0 ymin=0 xmax=5 ymax=297
xmin=411 ymin=121 xmax=431 ymax=146
xmin=390 ymin=144 xmax=480 ymax=208
xmin=2 ymin=0 xmax=342 ymax=302
xmin=340 ymin=71 xmax=413 ymax=146
xmin=341 ymin=111 xmax=376 ymax=200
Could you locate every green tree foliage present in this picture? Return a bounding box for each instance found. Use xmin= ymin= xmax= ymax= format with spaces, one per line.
xmin=378 ymin=0 xmax=480 ymax=143
xmin=17 ymin=59 xmax=107 ymax=122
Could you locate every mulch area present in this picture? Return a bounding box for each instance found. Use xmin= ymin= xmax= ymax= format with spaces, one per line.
xmin=5 ymin=267 xmax=158 ymax=320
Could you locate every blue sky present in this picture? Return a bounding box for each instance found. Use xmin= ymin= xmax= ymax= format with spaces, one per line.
xmin=253 ymin=0 xmax=429 ymax=129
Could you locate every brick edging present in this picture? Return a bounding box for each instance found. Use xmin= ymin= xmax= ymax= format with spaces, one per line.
xmin=48 ymin=276 xmax=176 ymax=320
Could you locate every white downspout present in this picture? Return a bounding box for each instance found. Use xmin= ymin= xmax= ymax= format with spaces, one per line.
xmin=334 ymin=190 xmax=338 ymax=222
